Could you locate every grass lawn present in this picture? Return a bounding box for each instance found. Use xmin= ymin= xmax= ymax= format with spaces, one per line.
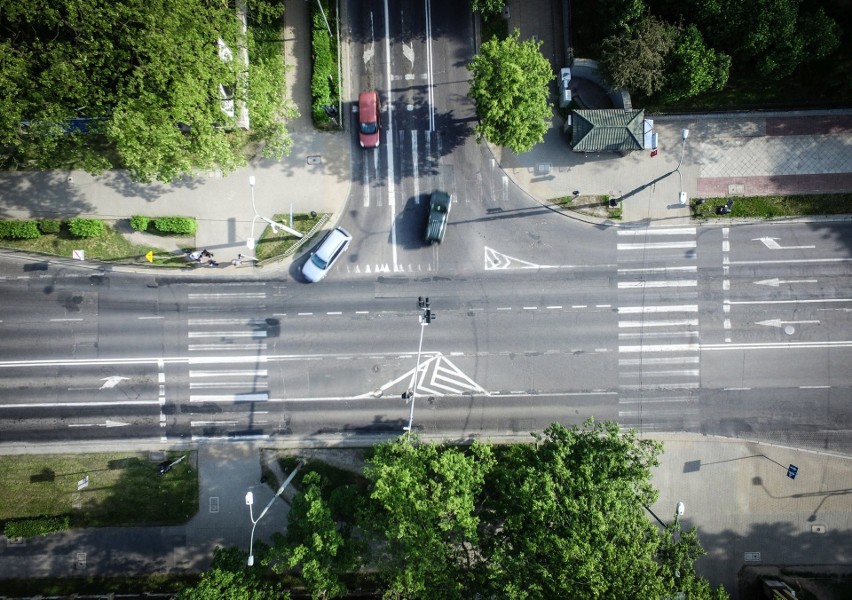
xmin=0 ymin=221 xmax=190 ymax=267
xmin=553 ymin=194 xmax=622 ymax=220
xmin=253 ymin=212 xmax=328 ymax=261
xmin=0 ymin=452 xmax=198 ymax=528
xmin=692 ymin=193 xmax=852 ymax=219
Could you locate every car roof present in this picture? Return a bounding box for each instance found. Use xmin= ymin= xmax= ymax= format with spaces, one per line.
xmin=316 ymin=227 xmax=351 ymax=260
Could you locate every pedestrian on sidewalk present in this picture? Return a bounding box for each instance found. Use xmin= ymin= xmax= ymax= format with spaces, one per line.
xmin=189 ymin=250 xmax=202 ymax=262
xmin=206 ymin=258 xmax=219 ymax=267
xmin=202 ymin=249 xmax=213 ymax=258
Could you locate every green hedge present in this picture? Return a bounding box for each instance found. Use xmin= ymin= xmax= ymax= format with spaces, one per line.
xmin=154 ymin=216 xmax=197 ymax=235
xmin=310 ymin=4 xmax=338 ymax=127
xmin=38 ymin=219 xmax=62 ymax=234
xmin=4 ymin=515 xmax=71 ymax=538
xmin=130 ymin=215 xmax=150 ymax=231
xmin=68 ymin=218 xmax=105 ymax=238
xmin=0 ymin=220 xmax=41 ymax=239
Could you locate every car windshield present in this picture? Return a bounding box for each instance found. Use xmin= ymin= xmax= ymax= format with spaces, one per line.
xmin=310 ymin=253 xmax=329 ymax=270
xmin=360 ymin=122 xmax=378 ymax=135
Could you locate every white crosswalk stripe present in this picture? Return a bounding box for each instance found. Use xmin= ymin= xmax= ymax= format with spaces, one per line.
xmin=616 ymin=226 xmax=701 ymax=431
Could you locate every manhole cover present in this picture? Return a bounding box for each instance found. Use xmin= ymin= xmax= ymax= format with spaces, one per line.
xmin=728 ymin=183 xmax=745 ymax=195
xmin=306 ymin=155 xmax=322 ymax=165
xmin=209 ymin=497 xmax=219 ymax=513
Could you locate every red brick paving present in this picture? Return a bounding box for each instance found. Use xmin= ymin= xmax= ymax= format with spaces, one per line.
xmin=765 ymin=115 xmax=852 ymax=136
xmin=698 ymin=173 xmax=852 ymax=196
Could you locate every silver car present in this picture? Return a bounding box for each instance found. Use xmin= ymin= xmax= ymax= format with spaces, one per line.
xmin=302 ymin=227 xmax=352 ymax=282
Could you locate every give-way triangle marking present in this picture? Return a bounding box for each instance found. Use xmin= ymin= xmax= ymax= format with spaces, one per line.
xmin=355 ymin=354 xmax=489 ymax=399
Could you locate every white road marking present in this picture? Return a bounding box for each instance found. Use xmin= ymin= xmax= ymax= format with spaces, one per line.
xmin=190 ymin=370 xmax=268 ymax=378
xmin=618 ymin=266 xmax=696 ymax=273
xmin=189 ymin=393 xmax=268 ymax=402
xmin=753 ymin=236 xmax=815 ymax=250
xmin=619 ymin=357 xmax=699 ymax=365
xmin=383 ymin=0 xmax=398 ymax=270
xmin=619 ymin=319 xmax=699 ymax=328
xmin=617 ymin=241 xmax=696 ymax=251
xmin=411 ymin=131 xmax=420 ymax=203
xmin=730 ymin=258 xmax=852 ymax=265
xmin=618 ymin=305 xmax=698 ymax=314
xmin=619 ymin=344 xmax=700 ymax=353
xmin=188 ymin=331 xmax=267 ymax=338
xmin=618 ymin=280 xmax=697 ymax=289
xmin=617 ymin=227 xmax=696 ymax=236
xmin=754 ymin=278 xmax=818 ymax=287
xmin=619 ymin=331 xmax=699 ymax=340
xmin=621 ymin=369 xmax=700 ymax=377
xmin=727 ymin=298 xmax=852 ymax=305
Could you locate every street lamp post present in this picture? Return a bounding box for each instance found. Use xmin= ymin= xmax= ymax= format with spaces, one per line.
xmin=404 ymin=297 xmax=435 ymax=433
xmin=675 ymin=128 xmax=689 ymax=205
xmin=245 ymin=459 xmax=305 ymax=566
xmin=246 ymin=176 xmax=303 ymax=251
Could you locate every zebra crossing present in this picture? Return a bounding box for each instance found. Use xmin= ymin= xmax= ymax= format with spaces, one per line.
xmin=182 ymin=285 xmax=273 ymax=438
xmin=616 ymin=227 xmax=702 ymax=432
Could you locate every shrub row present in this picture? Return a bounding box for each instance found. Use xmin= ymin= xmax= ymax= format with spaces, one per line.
xmin=0 ymin=218 xmax=107 ymax=239
xmin=310 ymin=2 xmax=338 ymax=127
xmin=131 ymin=215 xmax=197 ymax=235
xmin=4 ymin=515 xmax=71 ymax=539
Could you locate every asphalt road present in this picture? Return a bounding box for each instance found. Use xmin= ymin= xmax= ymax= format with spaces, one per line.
xmin=0 ymin=219 xmax=850 ymax=451
xmin=0 ymin=0 xmax=850 ymax=453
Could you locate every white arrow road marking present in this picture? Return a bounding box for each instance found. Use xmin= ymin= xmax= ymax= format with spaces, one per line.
xmin=754 ymin=278 xmax=818 ymax=287
xmin=756 ymin=319 xmax=820 ymax=328
xmin=69 ymin=420 xmax=131 ymax=428
xmin=99 ymin=376 xmax=129 ymax=389
xmin=753 ymin=237 xmax=815 ymax=250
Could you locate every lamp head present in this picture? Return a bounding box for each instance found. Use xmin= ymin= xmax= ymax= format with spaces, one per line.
xmin=681 ymin=129 xmax=689 ymax=141
xmin=676 ymin=501 xmax=685 ymax=516
xmin=249 ymin=175 xmax=256 ymax=187
xmin=245 ymin=491 xmax=254 ymax=506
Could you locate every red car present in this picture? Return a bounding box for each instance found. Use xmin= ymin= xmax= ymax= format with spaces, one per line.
xmin=358 ymin=91 xmax=380 ymax=148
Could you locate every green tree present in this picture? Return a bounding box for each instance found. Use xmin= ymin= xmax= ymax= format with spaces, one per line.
xmin=268 ymin=471 xmax=356 ymax=600
xmin=471 ymin=0 xmax=505 ymax=16
xmin=175 ymin=546 xmax=290 ymax=600
xmin=0 ymin=0 xmax=291 ymax=182
xmin=663 ymin=25 xmax=731 ymax=103
xmin=361 ymin=435 xmax=495 ymax=599
xmin=479 ymin=420 xmax=726 ymax=599
xmin=599 ymin=15 xmax=679 ymax=96
xmin=468 ymin=30 xmax=553 ymax=154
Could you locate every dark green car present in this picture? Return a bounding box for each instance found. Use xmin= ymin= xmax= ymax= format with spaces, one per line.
xmin=425 ymin=190 xmax=452 ymax=244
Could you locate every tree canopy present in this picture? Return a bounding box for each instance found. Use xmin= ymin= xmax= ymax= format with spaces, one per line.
xmin=0 ymin=0 xmax=293 ymax=182
xmin=468 ymin=30 xmax=553 ymax=154
xmin=178 ymin=422 xmax=728 ymax=599
xmin=599 ymin=15 xmax=680 ymax=97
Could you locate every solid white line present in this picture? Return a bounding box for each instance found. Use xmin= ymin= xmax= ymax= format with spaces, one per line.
xmin=619 ymin=319 xmax=699 ymax=328
xmin=619 ymin=344 xmax=700 ymax=353
xmin=618 ymin=305 xmax=698 ymax=314
xmin=187 ymin=293 xmax=266 ymax=299
xmin=729 ymin=258 xmax=852 ymax=265
xmin=619 ymin=396 xmax=695 ymax=404
xmin=800 ymin=385 xmax=830 ymax=389
xmin=411 ymin=130 xmax=419 ymax=204
xmin=621 ymin=369 xmax=700 ymax=377
xmin=617 ymin=241 xmax=696 ymax=251
xmin=383 ymin=0 xmax=398 ymax=271
xmin=188 ymin=344 xmax=264 ymax=351
xmin=189 ymin=393 xmax=268 ymax=402
xmin=617 ymin=227 xmax=695 ymax=236
xmin=138 ymin=316 xmax=164 ymax=320
xmin=704 ymin=341 xmax=852 ymax=350
xmin=619 ymin=382 xmax=700 ymax=390
xmin=618 ymin=266 xmax=697 ymax=274
xmin=619 ymin=357 xmax=699 ymax=365
xmin=619 ymin=331 xmax=699 ymax=340
xmin=726 ymin=298 xmax=852 ymax=305
xmin=188 ymin=331 xmax=267 ymax=338
xmin=425 ymin=0 xmax=435 ymax=131
xmin=0 ymin=400 xmax=159 ymax=409
xmin=188 ymin=318 xmax=268 ymax=326
xmin=191 ymin=420 xmax=240 ymax=427
xmin=190 ymin=370 xmax=268 ymax=378
xmin=362 ymin=159 xmax=370 ymax=207
xmin=618 ymin=280 xmax=697 ymax=289
xmin=50 ymin=318 xmax=83 ymax=322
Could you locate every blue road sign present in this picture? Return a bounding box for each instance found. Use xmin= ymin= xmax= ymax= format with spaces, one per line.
xmin=787 ymin=464 xmax=799 ymax=480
